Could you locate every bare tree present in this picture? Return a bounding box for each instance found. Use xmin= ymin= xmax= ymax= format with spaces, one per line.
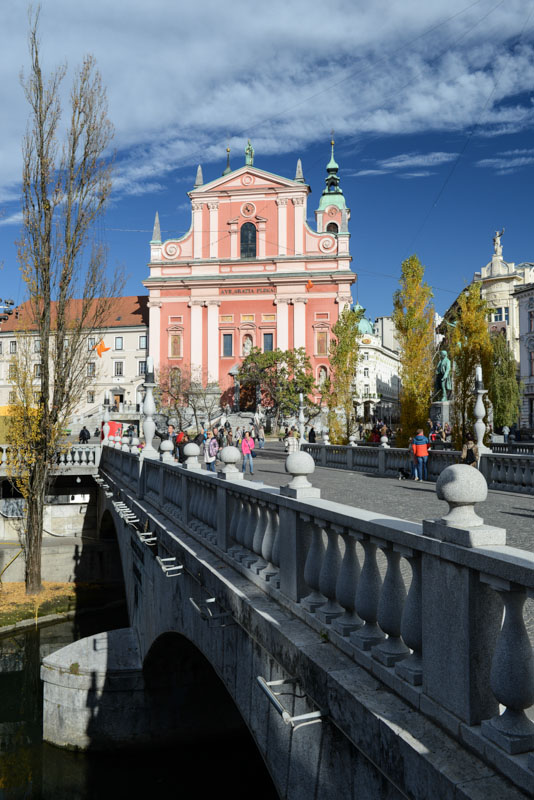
xmin=10 ymin=9 xmax=122 ymax=594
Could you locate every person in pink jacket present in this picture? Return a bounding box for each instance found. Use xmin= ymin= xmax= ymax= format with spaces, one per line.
xmin=241 ymin=430 xmax=255 ymax=475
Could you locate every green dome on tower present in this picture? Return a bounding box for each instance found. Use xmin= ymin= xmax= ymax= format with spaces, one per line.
xmin=318 ymin=138 xmax=346 ymax=212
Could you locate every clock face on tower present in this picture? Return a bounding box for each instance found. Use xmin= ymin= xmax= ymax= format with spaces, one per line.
xmin=241 ymin=202 xmax=256 ymax=217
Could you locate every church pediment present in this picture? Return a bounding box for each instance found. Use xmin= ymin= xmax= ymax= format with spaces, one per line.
xmin=190 ymin=166 xmax=305 ymax=196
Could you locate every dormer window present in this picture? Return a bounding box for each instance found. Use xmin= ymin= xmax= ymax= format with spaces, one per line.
xmin=240 ymin=222 xmax=256 ymax=259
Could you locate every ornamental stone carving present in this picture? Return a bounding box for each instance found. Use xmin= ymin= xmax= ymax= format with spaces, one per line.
xmin=528 ymin=297 xmax=534 ymax=310
xmin=526 ymin=335 xmax=534 ymax=351
xmin=275 ymin=198 xmax=288 ymax=207
xmin=191 ymin=202 xmax=203 ymax=212
xmin=241 ymin=174 xmax=254 ymax=186
xmin=207 ymin=202 xmax=219 ymax=211
xmin=319 ymin=236 xmax=335 ymax=252
xmin=274 ymin=297 xmax=291 ymax=305
xmin=188 ymin=300 xmax=206 ymax=307
xmin=162 ymin=241 xmax=181 ymax=259
xmin=292 ymin=197 xmax=305 ymax=206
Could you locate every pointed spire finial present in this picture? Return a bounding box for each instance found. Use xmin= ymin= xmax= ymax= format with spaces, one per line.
xmin=294 ymin=158 xmax=305 ymax=183
xmin=222 ymin=147 xmax=232 ymax=175
xmin=194 ymin=164 xmax=204 ymax=188
xmin=245 ymin=139 xmax=254 ymax=166
xmin=151 ymin=211 xmax=161 ymax=243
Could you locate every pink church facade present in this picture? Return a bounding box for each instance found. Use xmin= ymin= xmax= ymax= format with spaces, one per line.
xmin=144 ymin=140 xmax=355 ymax=407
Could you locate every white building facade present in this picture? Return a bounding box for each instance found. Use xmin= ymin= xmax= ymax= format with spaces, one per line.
xmin=0 ymin=296 xmax=148 ymax=419
xmin=473 ymin=232 xmax=534 ymax=362
xmin=353 ymin=310 xmax=401 ymax=423
xmin=514 ymin=283 xmax=534 ymax=430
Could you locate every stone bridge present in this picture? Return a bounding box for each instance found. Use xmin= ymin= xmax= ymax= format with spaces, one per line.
xmin=41 ymin=442 xmax=534 ymax=800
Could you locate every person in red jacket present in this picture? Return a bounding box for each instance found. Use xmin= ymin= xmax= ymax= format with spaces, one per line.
xmin=412 ymin=429 xmax=430 ymax=481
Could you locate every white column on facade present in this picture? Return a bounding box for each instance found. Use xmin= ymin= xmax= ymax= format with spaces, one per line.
xmin=293 ymin=297 xmax=307 ymax=349
xmin=189 ymin=300 xmax=204 ymax=378
xmin=207 ymin=300 xmax=220 ymax=384
xmin=275 ymin=298 xmax=290 ymax=350
xmin=257 ymin=218 xmax=267 ymax=258
xmin=192 ymin=202 xmax=203 ymax=259
xmin=292 ymin=196 xmax=305 ymax=255
xmin=276 ymin=198 xmax=288 ymax=255
xmin=148 ymin=301 xmax=161 ymax=370
xmin=208 ymin=202 xmax=219 ymax=259
xmin=228 ymin=220 xmax=238 ymax=259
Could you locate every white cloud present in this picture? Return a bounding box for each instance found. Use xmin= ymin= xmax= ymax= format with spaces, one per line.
xmin=0 ymin=211 xmax=22 ymax=227
xmin=352 ymin=151 xmax=456 ymax=177
xmin=0 ymin=0 xmax=533 ymax=200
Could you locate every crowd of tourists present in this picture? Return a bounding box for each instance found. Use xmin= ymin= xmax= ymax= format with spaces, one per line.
xmin=164 ymin=420 xmax=266 ymax=475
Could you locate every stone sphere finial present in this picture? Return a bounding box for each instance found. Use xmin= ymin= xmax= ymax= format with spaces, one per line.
xmin=380 ymin=435 xmax=390 ymax=449
xmin=160 ymin=438 xmax=174 ymax=463
xmin=183 ymin=442 xmax=201 ymax=470
xmin=130 ymin=437 xmax=140 ymax=454
xmin=349 ymin=434 xmax=357 ymax=446
xmin=220 ymin=445 xmax=240 ymax=472
xmin=436 ymin=464 xmax=487 ymax=528
xmin=322 ymin=431 xmax=330 ymax=445
xmin=280 ymin=451 xmax=320 ymax=499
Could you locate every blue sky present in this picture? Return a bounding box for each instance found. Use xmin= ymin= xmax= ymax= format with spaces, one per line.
xmin=0 ymin=0 xmax=533 ymax=321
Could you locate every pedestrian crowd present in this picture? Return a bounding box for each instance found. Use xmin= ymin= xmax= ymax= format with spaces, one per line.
xmin=164 ymin=419 xmax=266 ymax=475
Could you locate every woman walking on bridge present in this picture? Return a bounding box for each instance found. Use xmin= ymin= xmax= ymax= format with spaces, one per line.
xmin=241 ymin=430 xmax=255 ymax=475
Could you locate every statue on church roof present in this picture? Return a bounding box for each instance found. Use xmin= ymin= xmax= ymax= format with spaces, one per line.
xmin=493 ymin=228 xmax=505 ymax=257
xmin=245 ymin=139 xmax=254 ymax=166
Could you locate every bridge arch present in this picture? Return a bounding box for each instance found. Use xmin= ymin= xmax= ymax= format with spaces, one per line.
xmin=98 ymin=508 xmax=118 ymax=540
xmin=142 ymin=631 xmax=278 ymax=795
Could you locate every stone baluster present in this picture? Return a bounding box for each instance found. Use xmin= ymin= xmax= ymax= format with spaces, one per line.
xmin=270 ymin=508 xmax=281 ymax=587
xmin=102 ymin=397 xmax=110 ymax=444
xmin=395 ymin=551 xmax=423 ymax=685
xmin=231 ymin=498 xmax=250 ymax=560
xmin=242 ymin=502 xmax=259 ymax=567
xmin=332 ymin=530 xmax=363 ymax=636
xmin=66 ymin=448 xmax=72 ymax=464
xmin=251 ymin=501 xmax=268 ymax=573
xmin=316 ymin=522 xmax=344 ymax=624
xmin=260 ymin=505 xmax=279 ymax=582
xmin=371 ymin=541 xmax=410 ymax=666
xmin=301 ymin=516 xmax=327 ymax=612
xmin=227 ymin=493 xmax=240 ymax=547
xmin=141 ymin=364 xmax=159 ymax=459
xmin=480 ymin=581 xmax=534 ymax=754
xmin=350 ymin=536 xmax=384 ymax=650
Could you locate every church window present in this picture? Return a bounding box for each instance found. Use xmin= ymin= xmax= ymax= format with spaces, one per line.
xmin=263 ymin=333 xmax=273 ymax=352
xmin=222 ymin=334 xmax=233 ymax=357
xmin=326 ymin=222 xmax=338 ymax=233
xmin=240 ymin=222 xmax=257 ymax=259
xmin=169 ymin=333 xmax=183 ymax=358
xmin=316 ymin=330 xmax=328 ymax=356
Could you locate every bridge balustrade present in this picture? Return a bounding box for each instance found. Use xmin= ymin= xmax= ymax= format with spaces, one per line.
xmin=304 ymin=443 xmax=534 ymax=494
xmin=100 ymin=445 xmax=534 ymax=794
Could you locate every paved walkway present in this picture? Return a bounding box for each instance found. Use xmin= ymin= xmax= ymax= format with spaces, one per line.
xmin=245 ymin=444 xmax=534 ymax=553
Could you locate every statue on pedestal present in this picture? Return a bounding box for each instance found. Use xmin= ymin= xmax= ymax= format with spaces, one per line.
xmin=435 ymin=349 xmax=452 ymax=402
xmin=493 ymin=228 xmax=505 ymax=257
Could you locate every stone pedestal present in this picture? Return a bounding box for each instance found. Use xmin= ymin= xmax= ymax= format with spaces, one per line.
xmin=430 ymin=401 xmax=450 ymax=427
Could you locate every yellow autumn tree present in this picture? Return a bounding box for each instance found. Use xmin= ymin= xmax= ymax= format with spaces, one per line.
xmin=326 ymin=306 xmax=363 ymax=444
xmin=392 ymin=255 xmax=435 ymax=446
xmin=447 ymin=283 xmax=492 ymax=448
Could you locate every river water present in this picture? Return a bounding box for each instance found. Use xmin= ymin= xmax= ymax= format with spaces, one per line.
xmin=0 ymin=607 xmax=278 ymax=799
